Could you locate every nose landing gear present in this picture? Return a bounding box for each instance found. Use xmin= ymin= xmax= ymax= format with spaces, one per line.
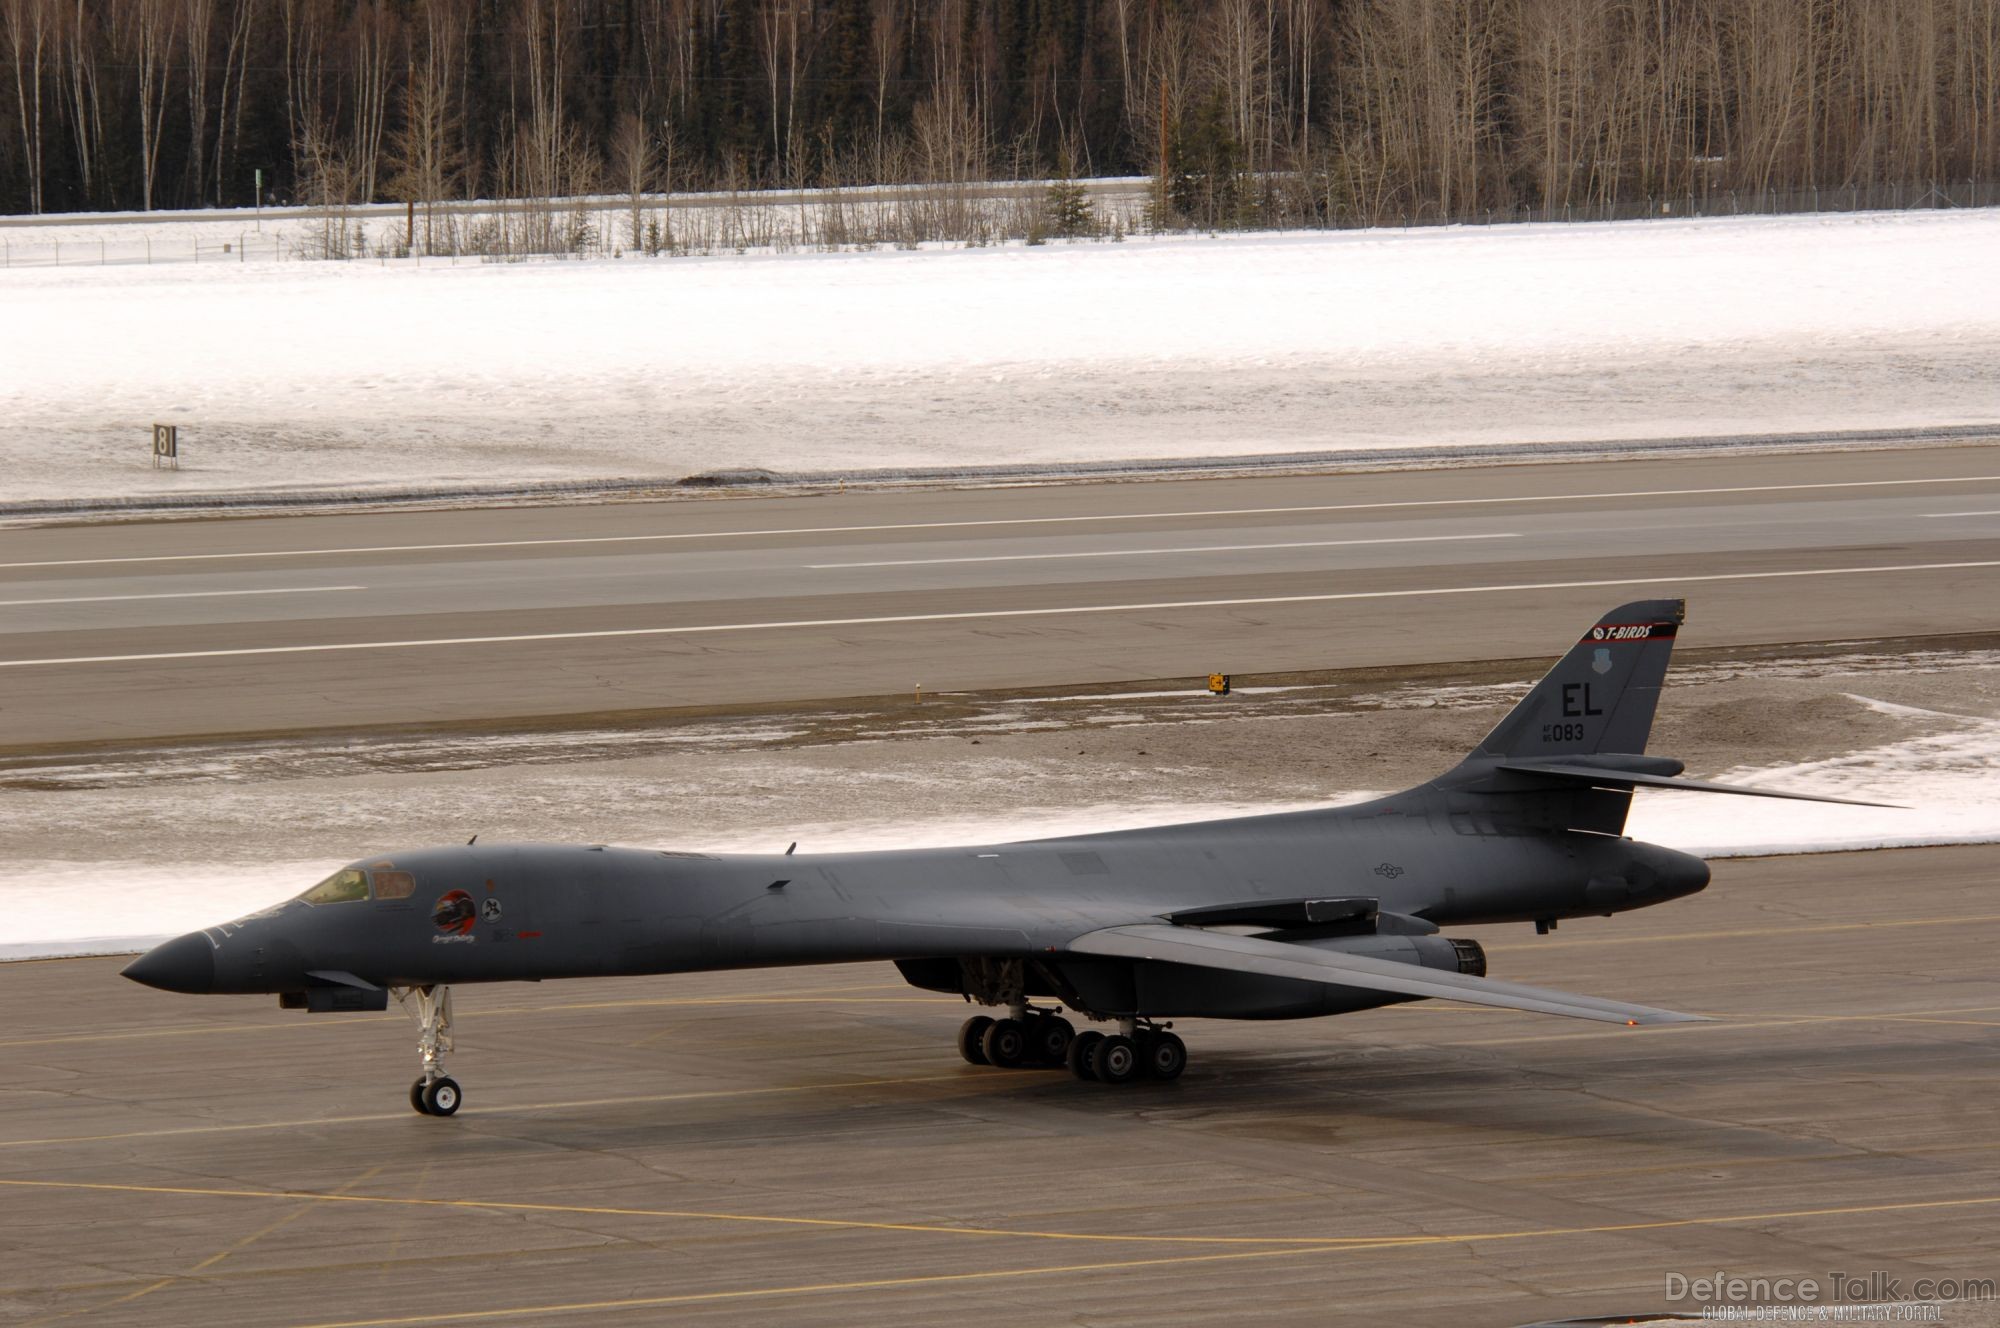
xmin=394 ymin=984 xmax=462 ymax=1117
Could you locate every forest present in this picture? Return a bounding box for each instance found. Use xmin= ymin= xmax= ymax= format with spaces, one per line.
xmin=2 ymin=0 xmax=1998 ymax=233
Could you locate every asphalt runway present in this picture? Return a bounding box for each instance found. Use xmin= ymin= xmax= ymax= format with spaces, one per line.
xmin=4 ymin=845 xmax=1998 ymax=1327
xmin=4 ymin=446 xmax=1999 ymax=748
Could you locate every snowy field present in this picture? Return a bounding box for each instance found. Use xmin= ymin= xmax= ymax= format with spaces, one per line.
xmin=4 ymin=208 xmax=2000 ymax=505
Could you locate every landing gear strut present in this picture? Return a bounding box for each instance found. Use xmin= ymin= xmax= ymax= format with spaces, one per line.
xmin=394 ymin=984 xmax=461 ymax=1117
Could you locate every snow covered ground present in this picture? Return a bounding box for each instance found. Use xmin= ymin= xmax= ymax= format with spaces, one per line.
xmin=4 ymin=208 xmax=1999 ymax=505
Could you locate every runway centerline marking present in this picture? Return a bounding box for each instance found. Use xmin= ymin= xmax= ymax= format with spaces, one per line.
xmin=3 ymin=559 xmax=1997 ymax=671
xmin=807 ymin=533 xmax=1518 ymax=568
xmin=0 ymin=585 xmax=363 ymax=607
xmin=4 ymin=474 xmax=1996 ymax=570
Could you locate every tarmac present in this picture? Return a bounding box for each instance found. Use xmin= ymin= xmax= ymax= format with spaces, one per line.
xmin=5 ymin=845 xmax=1999 ymax=1327
xmin=6 ymin=449 xmax=1999 ymax=1325
xmin=3 ymin=445 xmax=1998 ymax=748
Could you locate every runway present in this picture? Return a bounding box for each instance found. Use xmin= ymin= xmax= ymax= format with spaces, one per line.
xmin=5 ymin=845 xmax=1998 ymax=1326
xmin=4 ymin=446 xmax=1999 ymax=748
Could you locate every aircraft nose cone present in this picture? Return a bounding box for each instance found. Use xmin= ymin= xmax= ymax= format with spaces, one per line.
xmin=122 ymin=932 xmax=215 ymax=994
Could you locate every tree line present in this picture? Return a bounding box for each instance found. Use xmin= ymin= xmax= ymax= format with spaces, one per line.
xmin=3 ymin=0 xmax=1997 ymax=231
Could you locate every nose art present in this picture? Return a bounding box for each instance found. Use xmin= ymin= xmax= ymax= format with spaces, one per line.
xmin=122 ymin=932 xmax=216 ymax=994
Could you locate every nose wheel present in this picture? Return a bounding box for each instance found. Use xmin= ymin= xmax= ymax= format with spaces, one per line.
xmin=394 ymin=984 xmax=462 ymax=1117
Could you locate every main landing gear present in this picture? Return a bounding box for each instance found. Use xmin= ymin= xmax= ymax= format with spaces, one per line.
xmin=395 ymin=984 xmax=462 ymax=1117
xmin=957 ymin=1008 xmax=1186 ymax=1086
xmin=957 ymin=1005 xmax=1075 ymax=1070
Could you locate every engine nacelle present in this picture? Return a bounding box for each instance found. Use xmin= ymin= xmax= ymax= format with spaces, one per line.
xmin=1053 ymin=930 xmax=1492 ymax=1020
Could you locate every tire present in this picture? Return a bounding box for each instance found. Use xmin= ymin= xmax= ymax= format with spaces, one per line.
xmin=981 ymin=1018 xmax=1029 ymax=1068
xmin=422 ymin=1076 xmax=462 ymax=1117
xmin=1029 ymin=1015 xmax=1075 ymax=1065
xmin=409 ymin=1078 xmax=431 ymax=1115
xmin=1066 ymin=1030 xmax=1104 ymax=1081
xmin=1092 ymin=1035 xmax=1139 ymax=1085
xmin=957 ymin=1015 xmax=995 ymax=1066
xmin=1143 ymin=1031 xmax=1187 ymax=1081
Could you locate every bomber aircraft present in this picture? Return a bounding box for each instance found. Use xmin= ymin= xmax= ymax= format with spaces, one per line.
xmin=125 ymin=599 xmax=1883 ymax=1116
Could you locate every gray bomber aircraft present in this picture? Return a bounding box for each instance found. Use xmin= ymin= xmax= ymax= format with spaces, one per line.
xmin=125 ymin=599 xmax=1884 ymax=1117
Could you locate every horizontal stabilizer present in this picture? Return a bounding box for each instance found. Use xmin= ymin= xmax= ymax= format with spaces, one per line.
xmin=1067 ymin=924 xmax=1707 ymax=1026
xmin=1496 ymin=762 xmax=1903 ymax=808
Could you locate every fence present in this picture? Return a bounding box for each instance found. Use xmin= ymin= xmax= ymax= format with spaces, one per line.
xmin=1 ymin=177 xmax=1994 ymax=269
xmin=1354 ymin=178 xmax=2000 ymax=231
xmin=0 ymin=233 xmax=287 ymax=268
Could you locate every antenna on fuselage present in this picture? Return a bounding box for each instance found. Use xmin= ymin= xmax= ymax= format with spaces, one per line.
xmin=785 ymin=842 xmax=796 ymax=855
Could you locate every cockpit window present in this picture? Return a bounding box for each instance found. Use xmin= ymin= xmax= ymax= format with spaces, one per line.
xmin=301 ymin=868 xmax=369 ymax=904
xmin=372 ymin=870 xmax=416 ymax=900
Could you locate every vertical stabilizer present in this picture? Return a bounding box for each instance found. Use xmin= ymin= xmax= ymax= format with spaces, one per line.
xmin=1470 ymin=599 xmax=1685 ymax=760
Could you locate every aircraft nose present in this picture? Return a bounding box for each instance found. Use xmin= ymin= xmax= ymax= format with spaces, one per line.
xmin=122 ymin=932 xmax=215 ymax=994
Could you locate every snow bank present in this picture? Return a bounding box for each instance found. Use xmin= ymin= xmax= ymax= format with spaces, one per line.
xmin=5 ymin=209 xmax=1999 ymax=504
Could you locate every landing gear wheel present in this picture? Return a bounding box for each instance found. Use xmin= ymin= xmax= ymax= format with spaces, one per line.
xmin=1067 ymin=1030 xmax=1104 ymax=1080
xmin=1092 ymin=1035 xmax=1139 ymax=1085
xmin=422 ymin=1076 xmax=462 ymax=1117
xmin=957 ymin=1015 xmax=995 ymax=1066
xmin=981 ymin=1018 xmax=1029 ymax=1068
xmin=1028 ymin=1015 xmax=1075 ymax=1065
xmin=1142 ymin=1031 xmax=1187 ymax=1081
xmin=395 ymin=985 xmax=457 ymax=1118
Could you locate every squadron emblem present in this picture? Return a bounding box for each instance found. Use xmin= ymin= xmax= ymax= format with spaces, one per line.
xmin=432 ymin=890 xmax=477 ymax=935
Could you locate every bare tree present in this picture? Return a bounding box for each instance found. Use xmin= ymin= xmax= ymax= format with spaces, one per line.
xmin=610 ymin=109 xmax=656 ymax=250
xmin=348 ymin=0 xmax=396 ymax=202
xmin=57 ymin=0 xmax=101 ymax=202
xmin=130 ymin=0 xmax=179 ymax=211
xmin=279 ymin=0 xmax=333 ymax=196
xmin=1338 ymin=0 xmax=1499 ymax=222
xmin=180 ymin=0 xmax=214 ymax=205
xmin=295 ymin=118 xmax=358 ymax=255
xmin=868 ymin=0 xmax=904 ymax=169
xmin=212 ymin=0 xmax=257 ymax=203
xmin=757 ymin=0 xmax=819 ymax=183
xmin=2 ymin=0 xmax=53 ymax=212
xmin=384 ymin=0 xmax=465 ymax=253
xmin=1204 ymin=0 xmax=1270 ymax=175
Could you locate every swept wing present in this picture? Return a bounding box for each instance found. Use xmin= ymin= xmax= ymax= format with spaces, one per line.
xmin=1067 ymin=923 xmax=1707 ymax=1026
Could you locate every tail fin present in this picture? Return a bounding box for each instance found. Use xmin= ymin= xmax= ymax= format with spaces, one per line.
xmin=1471 ymin=598 xmax=1684 ymax=760
xmin=1433 ymin=599 xmax=1895 ymax=837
